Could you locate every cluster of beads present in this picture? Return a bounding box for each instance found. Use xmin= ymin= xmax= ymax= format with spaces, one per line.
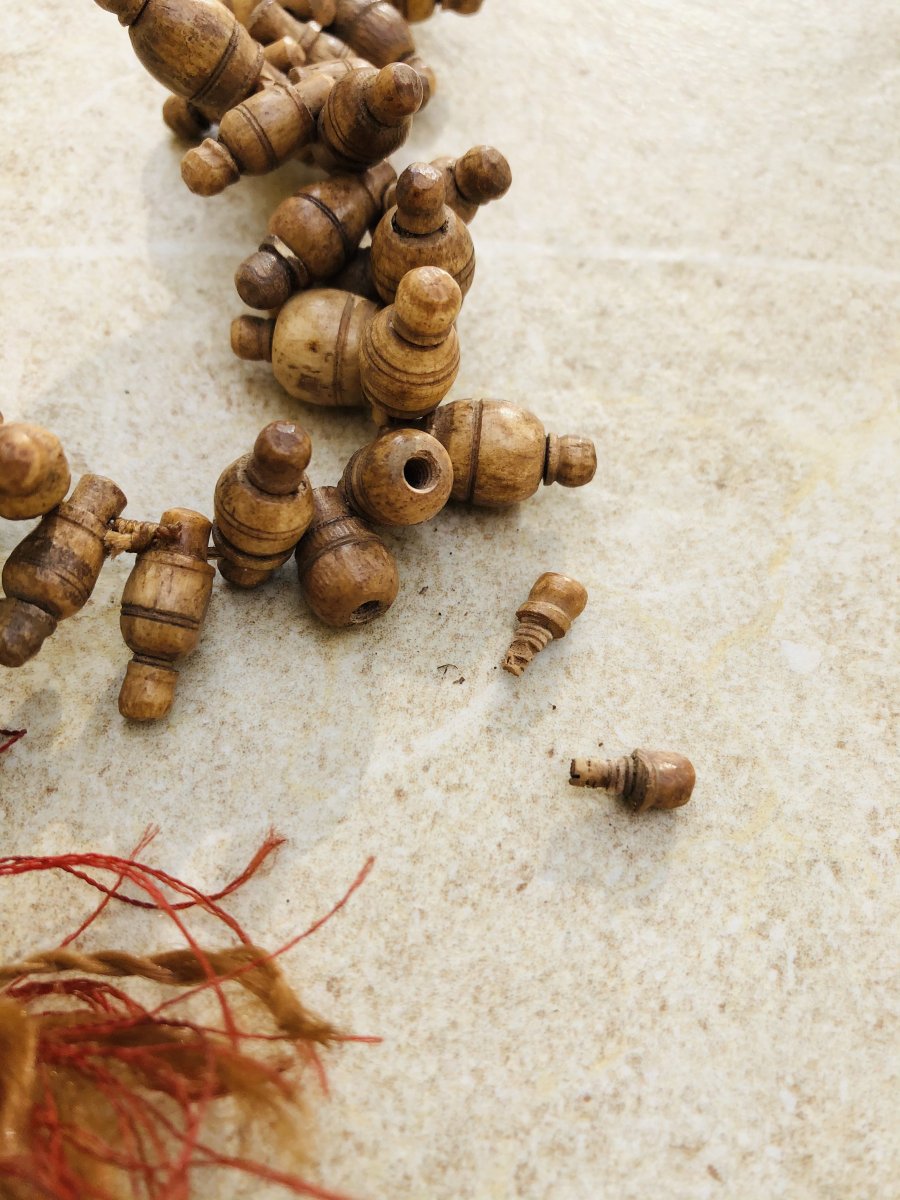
xmin=0 ymin=0 xmax=601 ymax=724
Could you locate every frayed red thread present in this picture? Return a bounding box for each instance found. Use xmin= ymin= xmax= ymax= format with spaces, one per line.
xmin=0 ymin=728 xmax=26 ymax=754
xmin=0 ymin=835 xmax=374 ymax=1200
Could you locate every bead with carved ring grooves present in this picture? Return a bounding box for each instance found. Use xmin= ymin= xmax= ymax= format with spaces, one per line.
xmin=569 ymin=749 xmax=696 ymax=811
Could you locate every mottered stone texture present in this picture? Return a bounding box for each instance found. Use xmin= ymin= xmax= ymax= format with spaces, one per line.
xmin=0 ymin=2 xmax=897 ymax=1198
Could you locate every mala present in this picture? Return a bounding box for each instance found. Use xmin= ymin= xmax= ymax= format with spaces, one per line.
xmin=0 ymin=3 xmax=699 ymax=1195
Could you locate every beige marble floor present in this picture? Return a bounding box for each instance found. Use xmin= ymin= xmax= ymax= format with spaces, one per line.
xmin=1 ymin=1 xmax=898 ymax=1197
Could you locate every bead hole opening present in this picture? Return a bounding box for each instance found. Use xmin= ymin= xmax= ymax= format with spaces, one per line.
xmin=403 ymin=454 xmax=437 ymax=491
xmin=351 ymin=600 xmax=385 ymax=624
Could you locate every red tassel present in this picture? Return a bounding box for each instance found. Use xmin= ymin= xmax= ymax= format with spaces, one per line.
xmin=0 ymin=832 xmax=375 ymax=1200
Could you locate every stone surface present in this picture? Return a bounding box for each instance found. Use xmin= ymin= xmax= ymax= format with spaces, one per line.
xmin=0 ymin=2 xmax=898 ymax=1197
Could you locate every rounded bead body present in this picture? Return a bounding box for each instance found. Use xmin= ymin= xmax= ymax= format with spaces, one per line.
xmin=231 ymin=290 xmax=376 ymax=407
xmin=119 ymin=509 xmax=215 ymax=720
xmin=266 ymin=290 xmax=376 ymax=407
xmin=0 ymin=475 xmax=127 ymax=667
xmin=295 ymin=486 xmax=399 ymax=626
xmin=627 ymin=750 xmax=696 ymax=811
xmin=314 ymin=63 xmax=422 ymax=172
xmin=331 ymin=0 xmax=416 ymax=67
xmin=425 ymin=399 xmax=597 ymax=506
xmin=235 ymin=162 xmax=395 ymax=308
xmin=360 ymin=266 xmax=461 ymax=421
xmin=370 ymin=163 xmax=475 ymax=304
xmin=213 ymin=421 xmax=314 ymax=587
xmin=0 ymin=422 xmax=70 ymax=521
xmin=97 ymin=0 xmax=266 ymax=121
xmin=341 ymin=428 xmax=452 ymax=526
xmin=427 ymin=399 xmax=543 ymax=506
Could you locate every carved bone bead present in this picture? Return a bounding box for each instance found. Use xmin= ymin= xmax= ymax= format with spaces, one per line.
xmin=341 ymin=428 xmax=452 ymax=526
xmin=0 ymin=475 xmax=127 ymax=668
xmin=231 ymin=289 xmax=377 ymax=408
xmin=313 ymin=62 xmax=423 ymax=173
xmin=570 ymin=750 xmax=696 ymax=811
xmin=424 ymin=399 xmax=597 ymax=506
xmin=118 ymin=509 xmax=215 ymax=721
xmin=295 ymin=486 xmax=399 ymax=626
xmin=0 ymin=420 xmax=70 ymax=521
xmin=93 ymin=0 xmax=266 ymax=122
xmin=213 ymin=421 xmax=314 ymax=587
xmin=370 ymin=162 xmax=475 ymax=304
xmin=360 ymin=265 xmax=461 ymax=421
xmin=235 ymin=162 xmax=395 ymax=308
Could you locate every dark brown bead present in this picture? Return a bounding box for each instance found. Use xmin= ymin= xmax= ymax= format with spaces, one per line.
xmin=295 ymin=486 xmax=399 ymax=626
xmin=341 ymin=428 xmax=452 ymax=526
xmin=370 ymin=161 xmax=475 ymax=304
xmin=213 ymin=421 xmax=314 ymax=587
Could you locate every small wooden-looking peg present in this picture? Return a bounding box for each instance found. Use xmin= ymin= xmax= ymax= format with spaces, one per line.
xmin=232 ymin=289 xmax=377 ymax=408
xmin=502 ymin=572 xmax=588 ymax=677
xmin=94 ymin=0 xmax=266 ymax=122
xmin=313 ymin=62 xmax=423 ymax=173
xmin=341 ymin=428 xmax=452 ymax=526
xmin=384 ymin=146 xmax=511 ymax=223
xmin=360 ymin=266 xmax=461 ymax=421
xmin=119 ymin=509 xmax=215 ymax=721
xmin=181 ymin=73 xmax=334 ymax=196
xmin=235 ymin=162 xmax=395 ymax=308
xmin=424 ymin=399 xmax=597 ymax=507
xmin=433 ymin=146 xmax=511 ymax=223
xmin=371 ymin=162 xmax=475 ymax=304
xmin=0 ymin=475 xmax=127 ymax=668
xmin=213 ymin=421 xmax=314 ymax=587
xmin=570 ymin=750 xmax=696 ymax=811
xmin=0 ymin=420 xmax=70 ymax=521
xmin=295 ymin=486 xmax=399 ymax=626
